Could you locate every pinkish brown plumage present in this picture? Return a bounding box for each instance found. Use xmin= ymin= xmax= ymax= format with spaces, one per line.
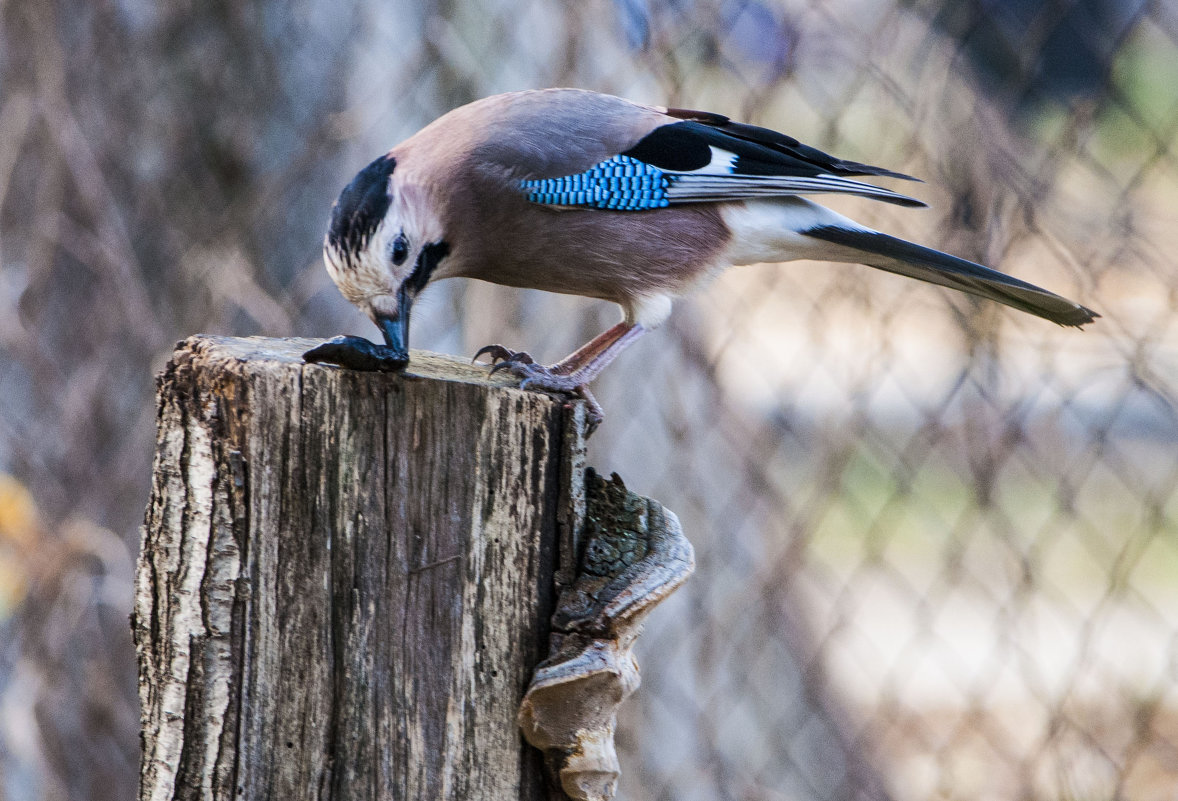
xmin=307 ymin=88 xmax=1097 ymax=427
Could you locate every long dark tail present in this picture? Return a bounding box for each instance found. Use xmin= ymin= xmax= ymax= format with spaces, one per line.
xmin=803 ymin=225 xmax=1098 ymax=327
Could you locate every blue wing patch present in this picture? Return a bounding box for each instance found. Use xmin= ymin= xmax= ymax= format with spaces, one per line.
xmin=521 ymin=140 xmax=924 ymax=210
xmin=521 ymin=155 xmax=671 ymax=210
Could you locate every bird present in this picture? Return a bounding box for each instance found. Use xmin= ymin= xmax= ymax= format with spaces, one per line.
xmin=305 ymin=88 xmax=1097 ymax=425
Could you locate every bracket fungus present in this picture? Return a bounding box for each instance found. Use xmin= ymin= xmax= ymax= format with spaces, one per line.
xmin=519 ymin=469 xmax=694 ymax=801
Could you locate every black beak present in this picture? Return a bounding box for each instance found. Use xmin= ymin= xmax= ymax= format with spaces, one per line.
xmin=375 ymin=285 xmax=413 ymax=362
xmin=375 ymin=240 xmax=448 ymax=365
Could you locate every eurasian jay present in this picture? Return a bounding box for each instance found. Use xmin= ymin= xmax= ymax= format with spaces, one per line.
xmin=305 ymin=88 xmax=1097 ymax=421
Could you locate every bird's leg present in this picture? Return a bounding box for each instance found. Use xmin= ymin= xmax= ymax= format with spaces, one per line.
xmin=547 ymin=322 xmax=647 ymax=381
xmin=475 ymin=322 xmax=645 ymax=389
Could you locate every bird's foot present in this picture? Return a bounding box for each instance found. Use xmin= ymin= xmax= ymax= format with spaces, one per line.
xmin=304 ymin=336 xmax=409 ymax=372
xmin=473 ymin=344 xmax=604 ymax=434
xmin=474 ymin=344 xmax=578 ymax=391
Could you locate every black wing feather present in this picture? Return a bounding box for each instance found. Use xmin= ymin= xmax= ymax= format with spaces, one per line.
xmin=622 ymin=120 xmax=926 ymax=207
xmin=625 ymin=121 xmax=830 ymax=177
xmin=662 ymin=108 xmax=920 ymax=181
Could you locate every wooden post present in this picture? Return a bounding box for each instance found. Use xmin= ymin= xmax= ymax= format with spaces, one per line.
xmin=134 ymin=335 xmax=586 ymax=801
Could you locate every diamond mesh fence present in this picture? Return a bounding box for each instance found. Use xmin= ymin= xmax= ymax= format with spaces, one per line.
xmin=0 ymin=0 xmax=1175 ymax=799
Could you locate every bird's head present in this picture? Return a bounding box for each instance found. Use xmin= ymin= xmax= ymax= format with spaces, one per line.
xmin=323 ymin=153 xmax=448 ymax=363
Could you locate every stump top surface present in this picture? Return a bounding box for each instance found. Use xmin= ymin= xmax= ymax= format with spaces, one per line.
xmin=178 ymin=335 xmax=532 ymax=391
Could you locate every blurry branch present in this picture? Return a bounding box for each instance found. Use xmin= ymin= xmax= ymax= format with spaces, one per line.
xmin=0 ymin=91 xmax=34 ymax=249
xmin=195 ymin=248 xmax=296 ymax=335
xmin=28 ymin=6 xmax=162 ymax=348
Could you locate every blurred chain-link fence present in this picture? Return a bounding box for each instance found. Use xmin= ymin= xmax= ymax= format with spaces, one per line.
xmin=1 ymin=0 xmax=1175 ymax=799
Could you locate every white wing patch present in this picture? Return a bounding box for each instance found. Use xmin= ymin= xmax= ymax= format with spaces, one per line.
xmin=691 ymin=146 xmax=738 ymax=175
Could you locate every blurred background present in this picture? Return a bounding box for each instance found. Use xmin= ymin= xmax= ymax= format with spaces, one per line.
xmin=0 ymin=0 xmax=1175 ymax=798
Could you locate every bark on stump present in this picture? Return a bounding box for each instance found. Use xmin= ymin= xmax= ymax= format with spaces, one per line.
xmin=134 ymin=335 xmax=587 ymax=801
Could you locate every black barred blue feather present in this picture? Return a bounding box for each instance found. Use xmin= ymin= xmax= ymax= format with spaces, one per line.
xmin=521 ymin=155 xmax=671 ymax=210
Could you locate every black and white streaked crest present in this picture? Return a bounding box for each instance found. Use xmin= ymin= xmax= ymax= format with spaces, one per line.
xmin=326 ymin=154 xmax=397 ymax=266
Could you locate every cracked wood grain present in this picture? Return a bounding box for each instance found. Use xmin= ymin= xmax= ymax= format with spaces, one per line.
xmin=134 ymin=335 xmax=586 ymax=801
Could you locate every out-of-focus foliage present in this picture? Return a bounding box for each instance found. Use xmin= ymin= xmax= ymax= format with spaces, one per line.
xmin=0 ymin=476 xmax=37 ymax=618
xmin=0 ymin=0 xmax=1175 ymax=799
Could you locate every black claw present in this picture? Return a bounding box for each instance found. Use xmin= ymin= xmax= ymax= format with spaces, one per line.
xmin=574 ymin=386 xmax=605 ymax=438
xmin=473 ymin=344 xmax=512 ymax=364
xmin=488 ymin=360 xmax=519 ymax=376
xmin=303 ymin=336 xmax=409 ymax=372
xmin=473 ymin=344 xmax=535 ymax=366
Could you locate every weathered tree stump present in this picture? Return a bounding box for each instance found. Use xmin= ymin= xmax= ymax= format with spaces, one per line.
xmin=134 ymin=335 xmax=587 ymax=801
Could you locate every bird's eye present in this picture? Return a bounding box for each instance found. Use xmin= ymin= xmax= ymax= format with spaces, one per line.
xmin=391 ymin=233 xmax=409 ymax=265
